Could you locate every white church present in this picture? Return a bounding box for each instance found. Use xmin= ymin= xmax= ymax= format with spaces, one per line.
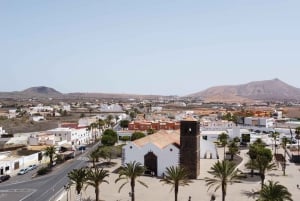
xmin=122 ymin=120 xmax=218 ymax=177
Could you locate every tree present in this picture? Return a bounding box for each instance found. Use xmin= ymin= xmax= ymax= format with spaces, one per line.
xmin=89 ymin=149 xmax=100 ymax=168
xmin=295 ymin=126 xmax=300 ymax=155
xmin=246 ymin=144 xmax=260 ymax=177
xmin=218 ymin=133 xmax=229 ymax=159
xmin=101 ymin=129 xmax=118 ymax=146
xmin=131 ymin=132 xmax=146 ymax=141
xmin=227 ymin=141 xmax=239 ymax=160
xmin=160 ymin=166 xmax=192 ymax=201
xmin=233 ymin=137 xmax=240 ymax=143
xmin=258 ymin=180 xmax=292 ymax=201
xmin=44 ymin=146 xmax=56 ymax=167
xmin=120 ymin=120 xmax=130 ymax=129
xmin=88 ymin=122 xmax=99 ymax=143
xmin=253 ymin=147 xmax=277 ymax=190
xmin=205 ymin=160 xmax=241 ymax=201
xmin=129 ymin=111 xmax=136 ymax=120
xmin=98 ymin=146 xmax=115 ymax=164
xmin=241 ymin=134 xmax=250 ymax=145
xmin=68 ymin=168 xmax=87 ymax=199
xmin=106 ymin=114 xmax=114 ymax=127
xmin=85 ymin=167 xmax=109 ymax=201
xmin=98 ymin=119 xmax=105 ymax=131
xmin=271 ymin=132 xmax=280 ymax=155
xmin=115 ymin=161 xmax=148 ymax=201
xmin=281 ymin=137 xmax=289 ymax=176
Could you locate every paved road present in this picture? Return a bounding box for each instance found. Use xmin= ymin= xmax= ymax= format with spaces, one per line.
xmin=0 ymin=142 xmax=99 ymax=201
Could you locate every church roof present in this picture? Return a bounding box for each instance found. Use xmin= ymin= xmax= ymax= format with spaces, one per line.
xmin=133 ymin=130 xmax=180 ymax=149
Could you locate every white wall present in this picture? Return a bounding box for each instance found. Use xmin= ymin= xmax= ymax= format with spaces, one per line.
xmin=123 ymin=142 xmax=179 ymax=177
xmin=200 ymin=140 xmax=218 ymax=159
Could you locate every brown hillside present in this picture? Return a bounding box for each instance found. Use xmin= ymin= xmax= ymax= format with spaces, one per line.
xmin=188 ymin=78 xmax=300 ymax=102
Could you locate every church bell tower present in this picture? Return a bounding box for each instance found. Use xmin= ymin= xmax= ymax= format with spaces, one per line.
xmin=180 ymin=119 xmax=200 ymax=179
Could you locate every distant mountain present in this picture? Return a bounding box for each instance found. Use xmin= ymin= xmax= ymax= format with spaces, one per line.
xmin=21 ymin=86 xmax=62 ymax=96
xmin=1 ymin=79 xmax=299 ymax=102
xmin=0 ymin=86 xmax=165 ymax=100
xmin=188 ymin=78 xmax=300 ymax=102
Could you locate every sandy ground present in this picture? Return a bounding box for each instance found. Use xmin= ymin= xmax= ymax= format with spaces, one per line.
xmin=56 ymin=147 xmax=300 ymax=201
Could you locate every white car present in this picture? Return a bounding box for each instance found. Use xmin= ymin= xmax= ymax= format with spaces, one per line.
xmin=18 ymin=168 xmax=28 ymax=175
xmin=28 ymin=164 xmax=37 ymax=170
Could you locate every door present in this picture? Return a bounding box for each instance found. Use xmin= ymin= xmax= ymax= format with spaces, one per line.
xmin=144 ymin=151 xmax=157 ymax=176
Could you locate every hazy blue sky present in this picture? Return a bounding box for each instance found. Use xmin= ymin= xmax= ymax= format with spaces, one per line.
xmin=1 ymin=0 xmax=300 ymax=96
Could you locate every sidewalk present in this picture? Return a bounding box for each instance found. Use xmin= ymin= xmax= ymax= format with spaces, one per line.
xmin=56 ymin=147 xmax=300 ymax=201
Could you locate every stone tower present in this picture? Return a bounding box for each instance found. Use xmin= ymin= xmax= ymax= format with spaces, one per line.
xmin=180 ymin=119 xmax=200 ymax=179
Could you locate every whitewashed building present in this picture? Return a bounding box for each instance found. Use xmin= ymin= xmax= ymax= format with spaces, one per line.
xmin=46 ymin=127 xmax=92 ymax=145
xmin=0 ymin=127 xmax=6 ymax=135
xmin=122 ymin=130 xmax=180 ymax=177
xmin=244 ymin=117 xmax=274 ymax=128
xmin=122 ymin=128 xmax=219 ymax=177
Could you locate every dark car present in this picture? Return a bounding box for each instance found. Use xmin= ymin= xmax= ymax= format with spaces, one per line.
xmin=0 ymin=175 xmax=11 ymax=183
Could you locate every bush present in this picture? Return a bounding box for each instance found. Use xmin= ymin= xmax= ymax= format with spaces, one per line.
xmin=120 ymin=120 xmax=130 ymax=128
xmin=131 ymin=132 xmax=146 ymax=141
xmin=119 ymin=136 xmax=130 ymax=141
xmin=101 ymin=135 xmax=117 ymax=146
xmin=37 ymin=166 xmax=51 ymax=175
xmin=101 ymin=129 xmax=118 ymax=146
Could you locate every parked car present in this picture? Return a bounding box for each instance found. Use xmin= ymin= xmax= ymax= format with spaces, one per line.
xmin=18 ymin=168 xmax=28 ymax=175
xmin=0 ymin=175 xmax=10 ymax=183
xmin=28 ymin=164 xmax=37 ymax=171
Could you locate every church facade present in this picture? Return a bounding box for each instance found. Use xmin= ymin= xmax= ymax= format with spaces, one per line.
xmin=122 ymin=120 xmax=201 ymax=178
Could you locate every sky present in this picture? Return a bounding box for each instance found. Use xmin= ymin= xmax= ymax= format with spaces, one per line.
xmin=0 ymin=0 xmax=300 ymax=96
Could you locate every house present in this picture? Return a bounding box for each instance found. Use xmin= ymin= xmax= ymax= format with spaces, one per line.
xmin=244 ymin=117 xmax=274 ymax=128
xmin=46 ymin=127 xmax=92 ymax=145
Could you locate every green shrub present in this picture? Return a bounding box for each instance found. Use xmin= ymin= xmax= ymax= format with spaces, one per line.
xmin=37 ymin=166 xmax=51 ymax=175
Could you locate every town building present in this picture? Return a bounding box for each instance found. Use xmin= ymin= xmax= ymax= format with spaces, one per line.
xmin=128 ymin=121 xmax=180 ymax=131
xmin=123 ymin=120 xmax=214 ymax=178
xmin=244 ymin=117 xmax=274 ymax=128
xmin=122 ymin=130 xmax=180 ymax=177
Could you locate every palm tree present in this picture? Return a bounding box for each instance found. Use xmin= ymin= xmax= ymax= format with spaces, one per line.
xmin=44 ymin=146 xmax=56 ymax=167
xmin=205 ymin=160 xmax=241 ymax=201
xmin=98 ymin=119 xmax=105 ymax=134
xmin=253 ymin=147 xmax=277 ymax=189
xmin=218 ymin=132 xmax=229 ymax=159
xmin=245 ymin=141 xmax=265 ymax=177
xmin=295 ymin=126 xmax=300 ymax=155
xmin=68 ymin=168 xmax=87 ymax=200
xmin=90 ymin=122 xmax=98 ymax=142
xmin=227 ymin=141 xmax=239 ymax=160
xmin=271 ymin=132 xmax=280 ymax=155
xmin=115 ymin=161 xmax=148 ymax=201
xmin=281 ymin=137 xmax=289 ymax=176
xmin=160 ymin=166 xmax=192 ymax=201
xmin=85 ymin=167 xmax=109 ymax=201
xmin=89 ymin=149 xmax=100 ymax=168
xmin=258 ymin=180 xmax=293 ymax=201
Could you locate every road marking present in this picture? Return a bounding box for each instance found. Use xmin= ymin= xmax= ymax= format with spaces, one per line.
xmin=0 ymin=189 xmax=34 ymax=193
xmin=76 ymin=156 xmax=89 ymax=161
xmin=19 ymin=189 xmax=36 ymax=201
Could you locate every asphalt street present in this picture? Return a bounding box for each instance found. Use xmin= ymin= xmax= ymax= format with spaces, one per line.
xmin=0 ymin=142 xmax=99 ymax=201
